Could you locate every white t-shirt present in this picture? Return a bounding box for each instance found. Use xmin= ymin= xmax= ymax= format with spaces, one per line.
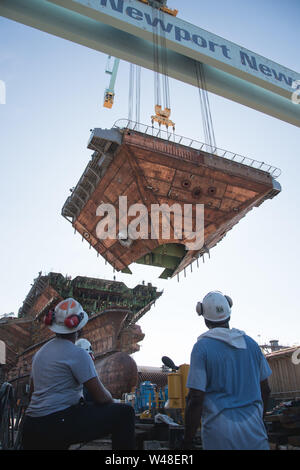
xmin=26 ymin=337 xmax=97 ymax=417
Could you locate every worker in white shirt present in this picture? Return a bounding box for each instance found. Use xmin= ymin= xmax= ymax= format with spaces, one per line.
xmin=22 ymin=298 xmax=135 ymax=450
xmin=76 ymin=337 xmax=96 ymax=403
xmin=183 ymin=291 xmax=271 ymax=450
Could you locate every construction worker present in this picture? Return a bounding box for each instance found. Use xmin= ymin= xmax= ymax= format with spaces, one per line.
xmin=75 ymin=338 xmax=95 ymax=402
xmin=75 ymin=338 xmax=95 ymax=361
xmin=183 ymin=291 xmax=271 ymax=450
xmin=22 ymin=298 xmax=135 ymax=450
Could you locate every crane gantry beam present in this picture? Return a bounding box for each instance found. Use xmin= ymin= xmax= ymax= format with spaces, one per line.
xmin=1 ymin=0 xmax=300 ymax=127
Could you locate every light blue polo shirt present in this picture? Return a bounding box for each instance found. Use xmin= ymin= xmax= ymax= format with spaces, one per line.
xmin=186 ymin=328 xmax=272 ymax=450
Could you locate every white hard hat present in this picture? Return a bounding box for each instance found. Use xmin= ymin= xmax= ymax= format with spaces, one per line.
xmin=76 ymin=338 xmax=93 ymax=354
xmin=45 ymin=298 xmax=88 ymax=334
xmin=196 ymin=291 xmax=232 ymax=323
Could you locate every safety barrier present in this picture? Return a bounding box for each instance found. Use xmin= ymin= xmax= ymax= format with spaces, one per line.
xmin=114 ymin=119 xmax=282 ymax=179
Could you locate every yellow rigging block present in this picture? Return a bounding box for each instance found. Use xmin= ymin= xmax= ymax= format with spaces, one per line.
xmin=151 ymin=105 xmax=175 ymax=130
xmin=137 ymin=0 xmax=178 ymax=17
xmin=103 ymin=91 xmax=115 ymax=109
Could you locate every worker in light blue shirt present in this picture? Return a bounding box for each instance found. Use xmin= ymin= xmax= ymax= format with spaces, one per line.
xmin=183 ymin=291 xmax=272 ymax=450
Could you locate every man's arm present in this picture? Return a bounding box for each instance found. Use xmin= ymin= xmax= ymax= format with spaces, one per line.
xmin=83 ymin=376 xmax=114 ymax=405
xmin=260 ymin=378 xmax=271 ymax=417
xmin=24 ymin=377 xmax=34 ymax=407
xmin=183 ymin=388 xmax=205 ymax=447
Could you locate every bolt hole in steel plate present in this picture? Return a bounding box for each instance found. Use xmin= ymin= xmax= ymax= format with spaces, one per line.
xmin=192 ymin=187 xmax=202 ymax=199
xmin=181 ymin=179 xmax=191 ymax=189
xmin=207 ymin=187 xmax=217 ymax=195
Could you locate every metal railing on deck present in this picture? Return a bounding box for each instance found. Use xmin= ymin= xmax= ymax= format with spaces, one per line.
xmin=113 ymin=119 xmax=282 ymax=179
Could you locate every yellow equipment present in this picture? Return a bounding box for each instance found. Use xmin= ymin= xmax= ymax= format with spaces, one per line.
xmin=151 ymin=105 xmax=175 ymax=130
xmin=103 ymin=91 xmax=114 ymax=109
xmin=137 ymin=0 xmax=178 ymax=17
xmin=136 ymin=2 xmax=177 ymax=130
xmin=162 ymin=356 xmax=189 ymax=422
xmin=140 ymin=409 xmax=152 ymax=419
xmin=168 ymin=364 xmax=189 ymax=413
xmin=103 ymin=56 xmax=120 ymax=109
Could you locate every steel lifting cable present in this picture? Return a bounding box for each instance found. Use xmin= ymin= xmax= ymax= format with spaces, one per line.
xmin=128 ymin=63 xmax=135 ymax=123
xmin=195 ymin=61 xmax=217 ymax=152
xmin=151 ymin=6 xmax=171 ymax=112
xmin=136 ymin=65 xmax=141 ymax=126
xmin=128 ymin=63 xmax=141 ymax=126
xmin=152 ymin=7 xmax=161 ymax=107
xmin=159 ymin=8 xmax=170 ymax=110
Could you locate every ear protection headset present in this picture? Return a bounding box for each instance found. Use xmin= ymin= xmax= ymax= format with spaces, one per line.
xmin=196 ymin=292 xmax=233 ymax=317
xmin=44 ymin=310 xmax=84 ymax=329
xmin=64 ymin=311 xmax=84 ymax=329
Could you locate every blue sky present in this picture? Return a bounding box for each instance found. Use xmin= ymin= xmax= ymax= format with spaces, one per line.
xmin=0 ymin=0 xmax=299 ymax=367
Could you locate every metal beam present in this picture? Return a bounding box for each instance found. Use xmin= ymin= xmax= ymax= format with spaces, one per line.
xmin=1 ymin=0 xmax=300 ymax=127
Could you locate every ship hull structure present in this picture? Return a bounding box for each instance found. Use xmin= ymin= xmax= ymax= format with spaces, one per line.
xmin=62 ymin=125 xmax=281 ymax=279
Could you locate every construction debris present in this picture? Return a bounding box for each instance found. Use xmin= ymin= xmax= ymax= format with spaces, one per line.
xmin=265 ymin=400 xmax=300 ymax=450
